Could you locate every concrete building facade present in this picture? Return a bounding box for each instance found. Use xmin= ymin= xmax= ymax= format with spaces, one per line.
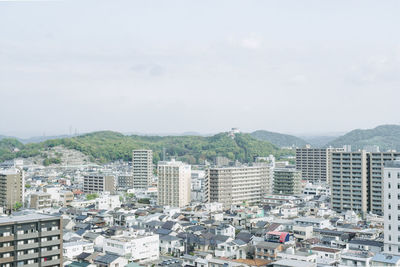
xmin=83 ymin=174 xmax=116 ymax=194
xmin=331 ymin=151 xmax=400 ymax=215
xmin=117 ymin=174 xmax=134 ymax=189
xmin=383 ymin=159 xmax=400 ymax=255
xmin=296 ymin=146 xmax=344 ymax=184
xmin=273 ymin=168 xmax=302 ymax=195
xmin=157 ymin=159 xmax=191 ymax=208
xmin=0 ymin=213 xmax=63 ymax=267
xmin=30 ymin=192 xmax=52 ymax=210
xmin=205 ymin=165 xmax=273 ymax=209
xmin=0 ymin=168 xmax=24 ymax=212
xmin=132 ymin=150 xmax=153 ymax=189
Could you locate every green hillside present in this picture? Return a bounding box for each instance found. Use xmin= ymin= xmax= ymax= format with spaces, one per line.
xmin=250 ymin=130 xmax=308 ymax=148
xmin=326 ymin=124 xmax=400 ymax=151
xmin=0 ymin=131 xmax=293 ymax=164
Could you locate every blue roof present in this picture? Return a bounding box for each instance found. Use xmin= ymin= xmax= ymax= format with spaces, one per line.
xmin=95 ymin=253 xmax=120 ymax=264
xmin=372 ymin=253 xmax=400 ymax=264
xmin=66 ymin=262 xmax=90 ymax=267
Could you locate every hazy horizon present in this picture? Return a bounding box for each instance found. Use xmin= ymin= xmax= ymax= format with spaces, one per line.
xmin=2 ymin=1 xmax=400 ymax=137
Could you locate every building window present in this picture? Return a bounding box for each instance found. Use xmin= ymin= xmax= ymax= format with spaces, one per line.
xmin=389 ymin=194 xmax=392 ymax=199
xmin=389 ymin=173 xmax=391 ymax=178
xmin=389 ymin=225 xmax=392 ymax=230
xmin=389 ymin=235 xmax=392 ymax=241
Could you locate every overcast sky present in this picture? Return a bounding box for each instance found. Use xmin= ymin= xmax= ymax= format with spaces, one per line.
xmin=1 ymin=0 xmax=400 ymax=138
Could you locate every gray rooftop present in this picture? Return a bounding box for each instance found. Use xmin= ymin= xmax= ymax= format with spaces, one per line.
xmin=0 ymin=213 xmax=59 ymax=224
xmin=385 ymin=160 xmax=400 ymax=168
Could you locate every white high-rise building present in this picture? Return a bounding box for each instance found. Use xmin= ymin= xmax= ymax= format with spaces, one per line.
xmin=132 ymin=150 xmax=153 ymax=189
xmin=157 ymin=159 xmax=191 ymax=207
xmin=384 ymin=158 xmax=400 ymax=255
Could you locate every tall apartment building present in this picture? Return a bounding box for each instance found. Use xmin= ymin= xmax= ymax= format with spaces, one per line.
xmin=205 ymin=165 xmax=273 ymax=209
xmin=296 ymin=146 xmax=344 ymax=183
xmin=273 ymin=168 xmax=302 ymax=195
xmin=0 ymin=213 xmax=63 ymax=267
xmin=157 ymin=160 xmax=191 ymax=208
xmin=383 ymin=159 xmax=400 ymax=255
xmin=0 ymin=168 xmax=24 ymax=212
xmin=132 ymin=150 xmax=153 ymax=189
xmin=331 ymin=151 xmax=400 ymax=215
xmin=83 ymin=174 xmax=116 ymax=194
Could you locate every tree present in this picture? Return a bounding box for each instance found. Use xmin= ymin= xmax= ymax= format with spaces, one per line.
xmin=138 ymin=198 xmax=150 ymax=204
xmin=13 ymin=202 xmax=22 ymax=211
xmin=86 ymin=193 xmax=98 ymax=200
xmin=126 ymin=193 xmax=135 ymax=199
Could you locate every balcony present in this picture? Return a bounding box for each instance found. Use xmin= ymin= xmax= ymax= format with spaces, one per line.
xmin=41 ymin=249 xmax=60 ymax=257
xmin=0 ymin=256 xmax=14 ymax=264
xmin=17 ymin=252 xmax=39 ymax=261
xmin=24 ymin=264 xmax=39 ymax=267
xmin=42 ymin=259 xmax=61 ymax=266
xmin=0 ymin=246 xmax=14 ymax=253
xmin=0 ymin=235 xmax=14 ymax=242
xmin=16 ymin=242 xmax=39 ymax=250
xmin=17 ymin=232 xmax=39 ymax=239
xmin=41 ymin=229 xmax=61 ymax=237
xmin=41 ymin=239 xmax=60 ymax=247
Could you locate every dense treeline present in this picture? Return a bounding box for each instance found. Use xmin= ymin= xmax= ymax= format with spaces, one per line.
xmin=0 ymin=131 xmax=294 ymax=164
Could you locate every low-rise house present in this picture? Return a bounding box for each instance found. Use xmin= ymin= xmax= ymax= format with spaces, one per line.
xmin=96 ymin=194 xmax=121 ymax=210
xmin=207 ymin=258 xmax=249 ymax=267
xmin=292 ymin=225 xmax=313 ymax=241
xmin=277 ymin=247 xmax=317 ymax=264
xmin=30 ymin=192 xmax=52 ymax=209
xmin=294 ymin=217 xmax=331 ymax=229
xmin=83 ymin=232 xmax=105 ymax=248
xmin=348 ymin=239 xmax=383 ymax=254
xmin=63 ymin=241 xmax=95 ymax=259
xmin=159 ymin=235 xmax=184 ymax=256
xmin=103 ymin=230 xmax=159 ymax=263
xmin=371 ymin=254 xmax=400 ymax=267
xmin=280 ymin=206 xmax=298 ymax=219
xmin=270 ymin=259 xmax=316 ymax=267
xmin=215 ymin=239 xmax=247 ymax=259
xmin=94 ymin=253 xmax=128 ymax=267
xmin=311 ymin=246 xmax=341 ymax=265
xmin=265 ymin=232 xmax=293 ymax=245
xmin=338 ymin=250 xmax=374 ymax=267
xmin=210 ymin=224 xmax=236 ymax=239
xmin=255 ymin=241 xmax=284 ymax=261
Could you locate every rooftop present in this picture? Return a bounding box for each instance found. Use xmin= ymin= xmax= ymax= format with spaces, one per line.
xmin=0 ymin=213 xmax=58 ymax=224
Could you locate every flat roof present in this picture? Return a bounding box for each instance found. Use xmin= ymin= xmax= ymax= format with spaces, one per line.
xmin=0 ymin=213 xmax=59 ymax=224
xmin=272 ymin=259 xmax=315 ymax=267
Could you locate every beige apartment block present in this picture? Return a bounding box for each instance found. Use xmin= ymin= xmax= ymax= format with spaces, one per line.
xmin=205 ymin=165 xmax=273 ymax=209
xmin=157 ymin=159 xmax=191 ymax=208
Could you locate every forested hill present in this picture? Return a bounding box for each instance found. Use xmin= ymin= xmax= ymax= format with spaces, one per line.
xmin=326 ymin=124 xmax=400 ymax=151
xmin=0 ymin=131 xmax=294 ymax=164
xmin=250 ymin=130 xmax=308 ymax=148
